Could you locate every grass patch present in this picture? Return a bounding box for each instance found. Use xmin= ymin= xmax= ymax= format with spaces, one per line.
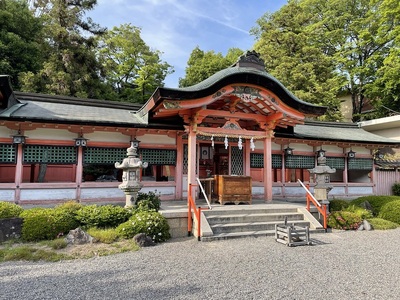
xmin=367 ymin=218 xmax=400 ymax=230
xmin=0 ymin=245 xmax=69 ymax=262
xmin=86 ymin=227 xmax=119 ymax=244
xmin=39 ymin=238 xmax=68 ymax=250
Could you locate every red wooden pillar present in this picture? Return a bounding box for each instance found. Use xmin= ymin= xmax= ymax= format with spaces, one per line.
xmin=176 ymin=133 xmax=184 ymax=200
xmin=187 ymin=125 xmax=197 ymax=202
xmin=14 ymin=143 xmax=23 ymax=203
xmin=263 ymin=132 xmax=273 ymax=202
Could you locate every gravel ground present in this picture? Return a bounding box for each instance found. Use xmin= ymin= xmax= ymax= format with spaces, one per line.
xmin=1 ymin=229 xmax=400 ymax=300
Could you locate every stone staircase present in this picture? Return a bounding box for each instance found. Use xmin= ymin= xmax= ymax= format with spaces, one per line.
xmin=200 ymin=205 xmax=324 ymax=242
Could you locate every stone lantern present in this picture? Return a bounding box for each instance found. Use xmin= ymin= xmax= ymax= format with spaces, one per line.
xmin=115 ymin=143 xmax=148 ymax=208
xmin=308 ymin=150 xmax=336 ymax=205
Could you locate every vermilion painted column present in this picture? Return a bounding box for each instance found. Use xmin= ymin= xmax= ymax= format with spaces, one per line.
xmin=187 ymin=126 xmax=197 ymax=203
xmin=14 ymin=144 xmax=23 ymax=204
xmin=175 ymin=133 xmax=183 ymax=200
xmin=244 ymin=139 xmax=251 ymax=176
xmin=75 ymin=146 xmax=83 ymax=202
xmin=263 ymin=132 xmax=273 ymax=202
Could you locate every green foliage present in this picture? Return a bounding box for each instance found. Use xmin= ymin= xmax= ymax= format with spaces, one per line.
xmin=392 ymin=183 xmax=400 ymax=196
xmin=86 ymin=227 xmax=119 ymax=244
xmin=0 ymin=201 xmax=23 ymax=219
xmin=116 ymin=211 xmax=170 ymax=243
xmin=136 ymin=191 xmax=161 ymax=212
xmin=96 ymin=23 xmax=173 ymax=103
xmin=378 ymin=200 xmax=400 ymax=224
xmin=55 ymin=200 xmax=83 ymax=214
xmin=350 ymin=196 xmax=400 ymax=216
xmin=0 ymin=245 xmax=67 ymax=262
xmin=75 ymin=205 xmax=132 ymax=228
xmin=327 ymin=211 xmax=362 ymax=230
xmin=179 ymin=46 xmax=244 ymax=87
xmin=344 ymin=205 xmax=373 ymax=220
xmin=367 ymin=218 xmax=399 ymax=230
xmin=43 ymin=238 xmax=68 ymax=250
xmin=329 ymin=199 xmax=350 ymax=212
xmin=20 ymin=207 xmax=78 ymax=241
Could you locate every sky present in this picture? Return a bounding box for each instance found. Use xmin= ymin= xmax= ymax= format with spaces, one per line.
xmin=88 ymin=0 xmax=288 ymax=87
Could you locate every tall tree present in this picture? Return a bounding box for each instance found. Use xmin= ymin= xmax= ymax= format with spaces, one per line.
xmin=179 ymin=47 xmax=244 ymax=88
xmin=19 ymin=0 xmax=106 ymax=98
xmin=252 ymin=0 xmax=345 ymax=121
xmin=0 ymin=0 xmax=43 ymax=89
xmin=96 ymin=24 xmax=173 ymax=103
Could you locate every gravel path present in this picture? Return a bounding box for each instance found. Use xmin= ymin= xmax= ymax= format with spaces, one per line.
xmin=1 ymin=229 xmax=400 ymax=300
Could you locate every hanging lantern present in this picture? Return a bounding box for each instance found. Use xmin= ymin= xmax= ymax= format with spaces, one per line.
xmin=224 ymin=135 xmax=228 ymax=149
xmin=250 ymin=137 xmax=255 ymax=151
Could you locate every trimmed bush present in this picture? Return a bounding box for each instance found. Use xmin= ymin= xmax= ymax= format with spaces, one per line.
xmin=20 ymin=207 xmax=79 ymax=241
xmin=75 ymin=204 xmax=132 ymax=228
xmin=86 ymin=227 xmax=119 ymax=244
xmin=136 ymin=191 xmax=161 ymax=212
xmin=392 ymin=183 xmax=400 ymax=196
xmin=344 ymin=205 xmax=373 ymax=220
xmin=55 ymin=200 xmax=83 ymax=214
xmin=116 ymin=211 xmax=170 ymax=243
xmin=329 ymin=199 xmax=350 ymax=212
xmin=0 ymin=201 xmax=23 ymax=219
xmin=350 ymin=196 xmax=400 ymax=216
xmin=327 ymin=211 xmax=362 ymax=230
xmin=367 ymin=218 xmax=399 ymax=230
xmin=378 ymin=200 xmax=400 ymax=225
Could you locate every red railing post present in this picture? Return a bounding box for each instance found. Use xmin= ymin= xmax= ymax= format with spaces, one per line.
xmin=306 ymin=184 xmax=311 ymax=211
xmin=322 ymin=203 xmax=327 ymax=230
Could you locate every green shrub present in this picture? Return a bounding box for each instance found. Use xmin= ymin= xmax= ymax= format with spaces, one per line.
xmin=136 ymin=191 xmax=161 ymax=212
xmin=327 ymin=211 xmax=362 ymax=230
xmin=86 ymin=227 xmax=119 ymax=244
xmin=20 ymin=207 xmax=79 ymax=241
xmin=55 ymin=200 xmax=83 ymax=214
xmin=367 ymin=218 xmax=399 ymax=230
xmin=392 ymin=183 xmax=400 ymax=196
xmin=378 ymin=200 xmax=400 ymax=224
xmin=0 ymin=201 xmax=23 ymax=219
xmin=75 ymin=204 xmax=132 ymax=228
xmin=329 ymin=199 xmax=350 ymax=212
xmin=344 ymin=205 xmax=373 ymax=220
xmin=116 ymin=211 xmax=170 ymax=243
xmin=350 ymin=196 xmax=400 ymax=216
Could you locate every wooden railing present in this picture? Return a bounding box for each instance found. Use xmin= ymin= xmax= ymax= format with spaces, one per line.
xmin=297 ymin=179 xmax=328 ymax=230
xmin=187 ymin=183 xmax=207 ymax=241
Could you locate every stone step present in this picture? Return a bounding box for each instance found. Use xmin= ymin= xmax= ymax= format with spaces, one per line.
xmin=201 ymin=229 xmax=276 ymax=242
xmin=203 ymin=207 xmax=299 ymax=216
xmin=206 ymin=212 xmax=305 ymax=224
xmin=210 ymin=220 xmax=311 ymax=234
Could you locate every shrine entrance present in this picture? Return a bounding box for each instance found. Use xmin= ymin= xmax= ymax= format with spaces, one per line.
xmin=139 ymin=51 xmax=326 ymax=202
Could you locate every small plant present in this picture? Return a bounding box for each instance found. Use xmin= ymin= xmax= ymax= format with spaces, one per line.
xmin=327 ymin=211 xmax=362 ymax=230
xmin=367 ymin=218 xmax=399 ymax=230
xmin=0 ymin=201 xmax=24 ymax=219
xmin=350 ymin=196 xmax=400 ymax=216
xmin=392 ymin=183 xmax=400 ymax=196
xmin=136 ymin=191 xmax=161 ymax=212
xmin=75 ymin=204 xmax=132 ymax=228
xmin=344 ymin=205 xmax=373 ymax=220
xmin=116 ymin=211 xmax=170 ymax=243
xmin=20 ymin=207 xmax=79 ymax=241
xmin=329 ymin=199 xmax=350 ymax=212
xmin=44 ymin=238 xmax=68 ymax=250
xmin=86 ymin=227 xmax=119 ymax=244
xmin=378 ymin=200 xmax=400 ymax=224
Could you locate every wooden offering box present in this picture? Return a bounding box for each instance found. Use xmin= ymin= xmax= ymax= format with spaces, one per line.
xmin=214 ymin=175 xmax=252 ymax=205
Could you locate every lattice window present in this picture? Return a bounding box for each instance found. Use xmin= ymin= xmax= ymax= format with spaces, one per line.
xmin=250 ymin=154 xmax=282 ymax=168
xmin=24 ymin=145 xmax=76 ymax=164
xmin=285 ymin=155 xmax=315 ymax=169
xmin=0 ymin=144 xmax=16 ymax=163
xmin=84 ymin=147 xmax=126 ymax=164
xmin=141 ymin=149 xmax=176 ymax=165
xmin=183 ymin=144 xmax=188 ymax=174
xmin=326 ymin=157 xmax=345 ymax=170
xmin=231 ymin=146 xmax=243 ymax=175
xmin=348 ymin=158 xmax=373 ymax=170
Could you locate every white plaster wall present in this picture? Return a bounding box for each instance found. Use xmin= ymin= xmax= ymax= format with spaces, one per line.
xmin=140 ymin=134 xmax=175 ymax=145
xmin=351 ymin=146 xmax=370 ymax=155
xmin=0 ymin=190 xmax=15 ymax=201
xmin=348 ymin=186 xmax=373 ymax=195
xmin=80 ymin=187 xmax=124 ymax=199
xmin=20 ymin=189 xmax=76 ymax=200
xmin=291 ymin=143 xmax=313 ymax=152
xmin=85 ymin=131 xmax=128 ymax=143
xmin=323 ymin=145 xmax=343 ymax=154
xmin=271 ymin=142 xmax=281 ymax=151
xmin=24 ymin=128 xmax=76 ymax=140
xmin=0 ymin=127 xmax=14 ymax=138
xmin=141 ymin=186 xmax=175 ymax=197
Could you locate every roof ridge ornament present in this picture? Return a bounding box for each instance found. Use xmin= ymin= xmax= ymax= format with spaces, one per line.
xmin=234 ymin=50 xmax=266 ymax=71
